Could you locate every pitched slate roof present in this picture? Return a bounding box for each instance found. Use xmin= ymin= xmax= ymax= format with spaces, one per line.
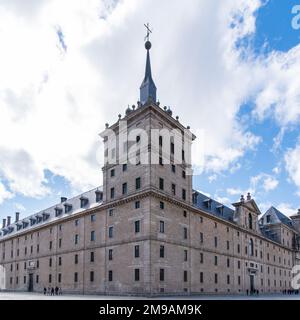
xmin=192 ymin=190 xmax=234 ymax=222
xmin=262 ymin=206 xmax=294 ymax=229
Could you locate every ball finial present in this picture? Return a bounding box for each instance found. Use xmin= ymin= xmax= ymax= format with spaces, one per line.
xmin=145 ymin=41 xmax=151 ymax=50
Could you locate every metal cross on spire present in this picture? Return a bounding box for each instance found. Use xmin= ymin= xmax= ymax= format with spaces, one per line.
xmin=144 ymin=23 xmax=153 ymax=42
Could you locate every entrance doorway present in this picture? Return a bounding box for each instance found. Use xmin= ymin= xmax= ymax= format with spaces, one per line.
xmin=28 ymin=274 xmax=33 ymax=292
xmin=250 ymin=274 xmax=255 ymax=294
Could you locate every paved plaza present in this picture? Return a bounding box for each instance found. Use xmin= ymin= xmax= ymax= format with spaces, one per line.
xmin=0 ymin=292 xmax=300 ymax=300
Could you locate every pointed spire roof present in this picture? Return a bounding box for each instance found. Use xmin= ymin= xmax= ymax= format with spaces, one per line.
xmin=140 ymin=40 xmax=157 ymax=105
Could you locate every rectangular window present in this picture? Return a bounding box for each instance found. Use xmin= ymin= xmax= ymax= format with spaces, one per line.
xmin=182 ymin=170 xmax=186 ymax=179
xmin=75 ymin=219 xmax=79 ymax=226
xmin=122 ymin=164 xmax=127 ymax=172
xmin=200 ymin=272 xmax=203 ymax=283
xmin=108 ymin=226 xmax=113 ymax=238
xmin=108 ymin=270 xmax=113 ymax=282
xmin=184 ymin=270 xmax=188 ymax=282
xmin=108 ymin=249 xmax=113 ymax=260
xmin=36 ymin=275 xmax=39 ymax=284
xmin=90 ymin=231 xmax=95 ymax=241
xmin=135 ymin=220 xmax=141 ymax=233
xmin=159 ymin=221 xmax=165 ymax=233
xmin=75 ymin=254 xmax=78 ymax=265
xmin=134 ymin=268 xmax=140 ymax=281
xmin=91 ymin=214 xmax=96 ymax=222
xmin=135 ymin=201 xmax=140 ymax=209
xmin=74 ymin=272 xmax=78 ymax=283
xmin=159 ymin=156 xmax=163 ymax=166
xmin=49 ymin=274 xmax=52 ymax=283
xmin=110 ymin=188 xmax=115 ymax=199
xmin=171 ymin=164 xmax=176 ymax=173
xmin=182 ymin=189 xmax=186 ymax=200
xmin=134 ymin=245 xmax=140 ymax=258
xmin=75 ymin=234 xmax=79 ymax=245
xmin=214 ymin=256 xmax=218 ymax=266
xmin=214 ymin=237 xmax=218 ymax=248
xmin=136 ymin=177 xmax=141 ymax=190
xmin=58 ymin=257 xmax=62 ymax=266
xmin=58 ymin=239 xmax=62 ymax=249
xmin=122 ymin=183 xmax=127 ymax=195
xmin=160 ymin=268 xmax=164 ymax=281
xmin=214 ymin=273 xmax=218 ymax=284
xmin=49 ymin=241 xmax=52 ymax=250
xmin=160 ymin=201 xmax=164 ymax=210
xmin=183 ymin=227 xmax=188 ymax=239
xmin=90 ymin=271 xmax=94 ymax=282
xmin=108 ymin=208 xmax=114 ymax=216
xmin=49 ymin=258 xmax=52 ymax=267
xmin=184 ymin=250 xmax=188 ymax=261
xmin=200 ymin=232 xmax=203 ymax=243
xmin=110 ymin=169 xmax=115 ymax=177
xmin=160 ymin=245 xmax=165 ymax=258
xmin=227 ymin=258 xmax=230 ymax=268
xmin=90 ymin=251 xmax=95 ymax=263
xmin=159 ymin=178 xmax=164 ymax=190
xmin=200 ymin=252 xmax=203 ymax=263
xmin=171 ymin=183 xmax=176 ymax=195
xmin=227 ymin=241 xmax=230 ymax=250
xmin=227 ymin=275 xmax=230 ymax=285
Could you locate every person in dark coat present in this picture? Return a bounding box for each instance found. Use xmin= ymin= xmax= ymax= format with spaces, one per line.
xmin=43 ymin=287 xmax=47 ymax=295
xmin=51 ymin=287 xmax=55 ymax=296
xmin=55 ymin=287 xmax=59 ymax=295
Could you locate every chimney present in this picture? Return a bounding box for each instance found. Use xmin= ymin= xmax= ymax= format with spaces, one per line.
xmin=2 ymin=219 xmax=6 ymax=229
xmin=247 ymin=192 xmax=251 ymax=201
xmin=7 ymin=216 xmax=11 ymax=226
xmin=15 ymin=212 xmax=20 ymax=222
xmin=61 ymin=197 xmax=67 ymax=203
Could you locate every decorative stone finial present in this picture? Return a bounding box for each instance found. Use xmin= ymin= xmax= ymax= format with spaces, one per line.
xmin=132 ymin=105 xmax=136 ymax=110
xmin=118 ymin=114 xmax=121 ymax=120
xmin=247 ymin=192 xmax=251 ymax=201
xmin=164 ymin=106 xmax=167 ymax=111
xmin=105 ymin=123 xmax=109 ymax=129
xmin=240 ymin=195 xmax=245 ymax=202
xmin=187 ymin=126 xmax=190 ymax=130
xmin=176 ymin=116 xmax=179 ymax=121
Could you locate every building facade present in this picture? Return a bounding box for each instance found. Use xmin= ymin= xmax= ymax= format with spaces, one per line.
xmin=0 ymin=39 xmax=300 ymax=296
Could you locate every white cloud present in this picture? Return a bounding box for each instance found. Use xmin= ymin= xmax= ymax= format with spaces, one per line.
xmin=0 ymin=0 xmax=298 ymax=206
xmin=285 ymin=143 xmax=300 ymax=194
xmin=277 ymin=203 xmax=298 ymax=217
xmin=0 ymin=182 xmax=14 ymax=205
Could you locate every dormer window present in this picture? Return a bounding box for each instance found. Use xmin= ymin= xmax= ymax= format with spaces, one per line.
xmin=16 ymin=223 xmax=22 ymax=231
xmin=43 ymin=213 xmax=50 ymax=221
xmin=64 ymin=204 xmax=72 ymax=214
xmin=22 ymin=221 xmax=29 ymax=228
xmin=266 ymin=215 xmax=271 ymax=223
xmin=217 ymin=205 xmax=224 ymax=215
xmin=203 ymin=199 xmax=212 ymax=210
xmin=55 ymin=208 xmax=63 ymax=217
xmin=80 ymin=197 xmax=89 ymax=208
xmin=95 ymin=190 xmax=103 ymax=202
xmin=30 ymin=218 xmax=36 ymax=226
xmin=36 ymin=215 xmax=43 ymax=223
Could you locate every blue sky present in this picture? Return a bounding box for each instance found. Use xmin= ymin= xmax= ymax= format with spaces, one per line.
xmin=0 ymin=0 xmax=300 ymax=220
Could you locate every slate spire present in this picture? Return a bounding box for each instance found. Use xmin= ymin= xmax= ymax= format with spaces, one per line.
xmin=140 ymin=40 xmax=157 ymax=105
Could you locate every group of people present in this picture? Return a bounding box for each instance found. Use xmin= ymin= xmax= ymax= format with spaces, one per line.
xmin=43 ymin=286 xmax=62 ymax=296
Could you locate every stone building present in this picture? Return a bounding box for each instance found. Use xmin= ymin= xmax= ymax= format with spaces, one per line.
xmin=0 ymin=39 xmax=300 ymax=296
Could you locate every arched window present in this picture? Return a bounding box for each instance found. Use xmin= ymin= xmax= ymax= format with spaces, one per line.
xmin=248 ymin=213 xmax=253 ymax=230
xmin=250 ymin=238 xmax=254 ymax=256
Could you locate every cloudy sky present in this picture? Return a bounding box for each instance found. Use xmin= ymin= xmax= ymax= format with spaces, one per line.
xmin=0 ymin=0 xmax=300 ymax=220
